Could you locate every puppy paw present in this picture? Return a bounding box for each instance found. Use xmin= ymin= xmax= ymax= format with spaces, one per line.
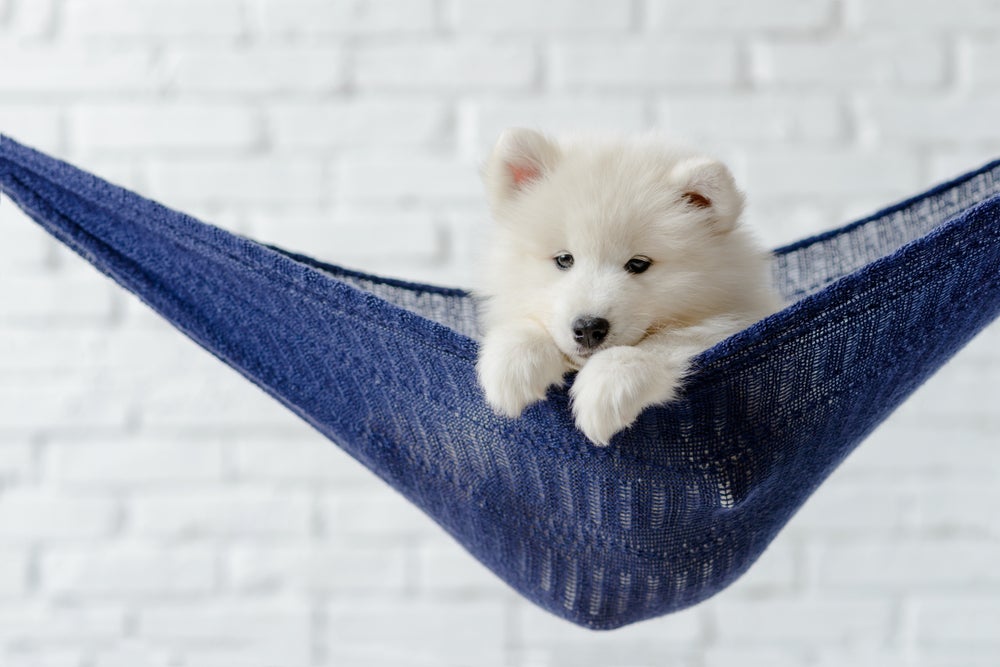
xmin=570 ymin=346 xmax=686 ymax=446
xmin=477 ymin=329 xmax=568 ymax=418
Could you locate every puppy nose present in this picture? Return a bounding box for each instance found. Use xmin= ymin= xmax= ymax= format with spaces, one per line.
xmin=572 ymin=316 xmax=610 ymax=349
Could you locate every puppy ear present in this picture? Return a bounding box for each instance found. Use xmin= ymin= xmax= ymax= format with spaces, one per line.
xmin=483 ymin=128 xmax=561 ymax=208
xmin=670 ymin=157 xmax=745 ymax=234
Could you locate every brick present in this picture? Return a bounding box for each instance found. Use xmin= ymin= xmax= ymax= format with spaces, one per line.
xmin=915 ymin=486 xmax=1000 ymax=536
xmin=813 ymin=649 xmax=912 ymax=667
xmin=120 ymin=294 xmax=193 ymax=329
xmin=323 ymin=492 xmax=441 ymax=539
xmin=850 ymin=420 xmax=1000 ymax=474
xmin=356 ymin=41 xmax=536 ymax=91
xmin=47 ymin=437 xmax=225 ymax=486
xmin=42 ymin=545 xmax=216 ymax=595
xmin=896 ymin=360 xmax=1000 ymax=421
xmin=444 ymin=204 xmax=502 ymax=283
xmin=516 ymin=643 xmax=696 ymax=667
xmin=0 ymin=329 xmax=105 ymax=372
xmin=0 ymin=323 xmax=213 ymax=389
xmin=704 ymin=648 xmax=808 ymax=667
xmin=71 ymin=104 xmax=258 ymax=153
xmin=94 ymin=324 xmax=226 ymax=375
xmin=784 ymin=482 xmax=908 ymax=535
xmin=913 ymin=649 xmax=1000 ymax=667
xmin=326 ymin=599 xmax=506 ymax=667
xmin=0 ymin=602 xmax=125 ymax=642
xmin=91 ymin=641 xmax=173 ymax=667
xmin=0 ymin=647 xmax=86 ymax=667
xmin=1 ymin=0 xmax=56 ymax=37
xmin=743 ymin=200 xmax=839 ymax=250
xmin=859 ymin=95 xmax=1000 ymax=144
xmin=129 ymin=489 xmax=311 ymax=539
xmin=929 ymin=149 xmax=1000 ymax=183
xmin=230 ymin=437 xmax=375 ymax=484
xmin=63 ymin=0 xmax=244 ymax=38
xmin=0 ymin=106 xmax=62 ymax=152
xmin=658 ymin=94 xmax=845 ymax=145
xmin=650 ymin=0 xmax=834 ymax=31
xmin=820 ymin=541 xmax=1000 ymax=589
xmin=337 ymin=155 xmax=481 ymax=202
xmin=137 ymin=370 xmax=300 ymax=430
xmin=753 ymin=36 xmax=947 ymax=88
xmin=0 ymin=270 xmax=115 ymax=324
xmin=62 ymin=0 xmax=246 ymax=40
xmin=167 ymin=46 xmax=343 ymax=95
xmin=466 ymin=96 xmax=648 ymax=154
xmin=915 ymin=597 xmax=1000 ymax=645
xmin=713 ymin=597 xmax=892 ymax=643
xmin=847 ymin=0 xmax=1000 ymax=29
xmin=269 ymin=99 xmax=448 ymax=150
xmin=0 ymin=489 xmax=116 ymax=540
xmin=0 ymin=45 xmax=158 ymax=94
xmin=229 ymin=544 xmax=407 ymax=592
xmin=452 ymin=0 xmax=632 ymax=33
xmin=158 ymin=645 xmax=312 ymax=667
xmin=0 ymin=548 xmax=28 ymax=596
xmin=416 ymin=539 xmax=502 ymax=593
xmin=247 ymin=207 xmax=443 ymax=264
xmin=963 ymin=322 xmax=1000 ymax=362
xmin=158 ymin=646 xmax=312 ymax=667
xmin=259 ymin=0 xmax=436 ymax=36
xmin=146 ymin=156 xmax=327 ymax=205
xmin=139 ymin=602 xmax=311 ymax=645
xmin=744 ymin=150 xmax=920 ymax=198
xmin=0 ymin=443 xmax=34 ymax=482
xmin=551 ymin=40 xmax=737 ymax=89
xmin=0 ymin=380 xmax=130 ymax=432
xmin=0 ymin=201 xmax=52 ymax=268
xmin=965 ymin=39 xmax=1000 ymax=87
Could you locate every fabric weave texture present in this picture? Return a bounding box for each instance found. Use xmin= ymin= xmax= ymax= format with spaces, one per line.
xmin=1 ymin=135 xmax=998 ymax=629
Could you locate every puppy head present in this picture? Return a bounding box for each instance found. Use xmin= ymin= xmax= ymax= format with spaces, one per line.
xmin=482 ymin=129 xmax=757 ymax=366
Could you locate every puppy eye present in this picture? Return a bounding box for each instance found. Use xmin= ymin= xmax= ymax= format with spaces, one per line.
xmin=625 ymin=256 xmax=652 ymax=274
xmin=553 ymin=253 xmax=574 ymax=270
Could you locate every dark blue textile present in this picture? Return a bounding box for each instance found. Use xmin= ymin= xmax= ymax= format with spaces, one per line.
xmin=2 ymin=135 xmax=999 ymax=629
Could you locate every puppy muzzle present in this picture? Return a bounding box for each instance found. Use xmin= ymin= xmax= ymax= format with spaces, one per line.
xmin=572 ymin=316 xmax=610 ymax=350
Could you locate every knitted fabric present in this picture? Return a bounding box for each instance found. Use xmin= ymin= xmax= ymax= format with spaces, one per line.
xmin=2 ymin=135 xmax=998 ymax=629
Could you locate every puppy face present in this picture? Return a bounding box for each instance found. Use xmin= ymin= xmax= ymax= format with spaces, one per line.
xmin=482 ymin=129 xmax=753 ymax=367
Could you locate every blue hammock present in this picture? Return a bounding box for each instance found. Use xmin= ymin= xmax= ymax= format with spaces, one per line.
xmin=1 ymin=135 xmax=999 ymax=629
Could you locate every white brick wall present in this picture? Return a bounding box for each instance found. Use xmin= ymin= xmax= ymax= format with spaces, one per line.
xmin=1 ymin=1 xmax=999 ymax=665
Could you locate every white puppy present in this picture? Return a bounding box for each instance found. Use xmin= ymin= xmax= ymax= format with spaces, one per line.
xmin=476 ymin=129 xmax=781 ymax=446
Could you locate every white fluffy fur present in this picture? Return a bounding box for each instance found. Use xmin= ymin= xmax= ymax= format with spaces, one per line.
xmin=476 ymin=129 xmax=781 ymax=446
